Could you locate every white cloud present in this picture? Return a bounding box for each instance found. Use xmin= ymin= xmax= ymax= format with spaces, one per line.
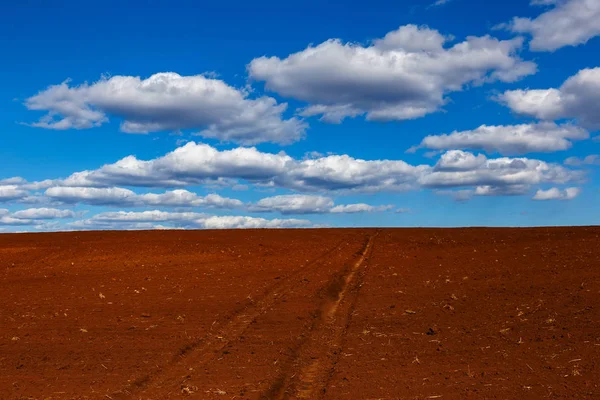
xmin=250 ymin=194 xmax=392 ymax=214
xmin=0 ymin=178 xmax=27 ymax=185
xmin=86 ymin=210 xmax=205 ymax=223
xmin=250 ymin=195 xmax=333 ymax=214
xmin=474 ymin=185 xmax=532 ymax=196
xmin=429 ymin=0 xmax=452 ymax=8
xmin=25 ymin=72 xmax=307 ymax=145
xmin=138 ymin=191 xmax=243 ymax=208
xmin=69 ymin=220 xmax=178 ymax=231
xmin=12 ymin=208 xmax=76 ymax=219
xmin=0 ymin=178 xmax=60 ymax=205
xmin=50 ymin=143 xmax=579 ymax=199
xmin=329 ymin=203 xmax=393 ymax=213
xmin=198 ymin=215 xmax=310 ymax=229
xmin=503 ymin=0 xmax=600 ymax=51
xmin=69 ymin=210 xmax=205 ymax=232
xmin=533 ymin=187 xmax=581 ymax=200
xmin=0 ymin=185 xmax=28 ymax=202
xmin=410 ymin=122 xmax=588 ymax=155
xmin=0 ymin=207 xmax=77 ymax=226
xmin=564 ymin=154 xmax=600 ymax=166
xmin=18 ymin=180 xmax=57 ymax=191
xmin=420 ymin=150 xmax=579 ymax=194
xmin=498 ymin=68 xmax=600 ymax=129
xmin=60 ymin=142 xmax=429 ymax=193
xmin=44 ymin=186 xmax=243 ymax=209
xmin=46 ymin=187 xmax=136 ymax=205
xmin=248 ymin=25 xmax=535 ymax=123
xmin=69 ymin=210 xmax=310 ymax=230
xmin=433 ymin=150 xmax=487 ymax=171
xmin=0 ymin=216 xmax=34 ymax=226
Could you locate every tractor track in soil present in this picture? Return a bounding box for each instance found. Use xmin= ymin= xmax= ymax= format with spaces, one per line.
xmin=112 ymin=232 xmax=373 ymax=398
xmin=261 ymin=230 xmax=378 ymax=399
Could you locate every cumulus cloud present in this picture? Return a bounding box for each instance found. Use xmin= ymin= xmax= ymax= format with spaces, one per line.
xmin=249 ymin=194 xmax=392 ymax=214
xmin=329 ymin=204 xmax=394 ymax=213
xmin=24 ymin=72 xmax=307 ymax=145
xmin=0 ymin=207 xmax=77 ymax=226
xmin=410 ymin=122 xmax=588 ymax=155
xmin=51 ymin=143 xmax=579 ymax=200
xmin=0 ymin=178 xmax=27 ymax=186
xmin=498 ymin=68 xmax=600 ymax=130
xmin=564 ymin=154 xmax=600 ymax=166
xmin=59 ymin=142 xmax=429 ymax=193
xmin=0 ymin=185 xmax=28 ymax=202
xmin=501 ymin=0 xmax=600 ymax=51
xmin=248 ymin=25 xmax=536 ymax=123
xmin=0 ymin=216 xmax=34 ymax=226
xmin=532 ymin=187 xmax=581 ymax=200
xmin=250 ymin=195 xmax=333 ymax=214
xmin=45 ymin=187 xmax=136 ymax=206
xmin=69 ymin=210 xmax=310 ymax=231
xmin=198 ymin=216 xmax=310 ymax=229
xmin=12 ymin=208 xmax=76 ymax=219
xmin=85 ymin=210 xmax=205 ymax=223
xmin=44 ymin=187 xmax=243 ymax=209
xmin=0 ymin=178 xmax=60 ymax=205
xmin=139 ymin=191 xmax=243 ymax=208
xmin=420 ymin=150 xmax=579 ymax=195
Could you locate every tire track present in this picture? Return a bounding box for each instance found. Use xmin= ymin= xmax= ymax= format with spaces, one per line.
xmin=262 ymin=231 xmax=378 ymax=399
xmin=111 ymin=233 xmax=367 ymax=398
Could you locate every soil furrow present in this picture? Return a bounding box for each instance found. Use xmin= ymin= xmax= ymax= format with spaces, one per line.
xmin=262 ymin=231 xmax=378 ymax=400
xmin=112 ymin=233 xmax=367 ymax=398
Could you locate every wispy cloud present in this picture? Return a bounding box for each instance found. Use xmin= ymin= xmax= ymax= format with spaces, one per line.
xmin=427 ymin=0 xmax=452 ymax=9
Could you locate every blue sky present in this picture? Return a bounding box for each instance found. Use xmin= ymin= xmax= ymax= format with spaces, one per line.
xmin=1 ymin=0 xmax=599 ymax=231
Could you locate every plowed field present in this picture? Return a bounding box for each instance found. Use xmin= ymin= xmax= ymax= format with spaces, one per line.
xmin=1 ymin=227 xmax=599 ymax=399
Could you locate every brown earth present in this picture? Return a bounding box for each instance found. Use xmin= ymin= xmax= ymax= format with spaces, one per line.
xmin=0 ymin=227 xmax=599 ymax=399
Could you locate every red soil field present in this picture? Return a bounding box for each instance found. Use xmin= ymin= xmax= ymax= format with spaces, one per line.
xmin=1 ymin=227 xmax=599 ymax=399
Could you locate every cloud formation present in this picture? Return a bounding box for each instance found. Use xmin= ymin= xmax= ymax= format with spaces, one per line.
xmin=70 ymin=210 xmax=310 ymax=230
xmin=564 ymin=155 xmax=600 ymax=166
xmin=199 ymin=216 xmax=310 ymax=229
xmin=498 ymin=68 xmax=600 ymax=129
xmin=24 ymin=72 xmax=307 ymax=145
xmin=45 ymin=187 xmax=243 ymax=209
xmin=410 ymin=122 xmax=588 ymax=155
xmin=250 ymin=195 xmax=333 ymax=214
xmin=49 ymin=143 xmax=579 ymax=201
xmin=11 ymin=208 xmax=77 ymax=219
xmin=0 ymin=185 xmax=28 ymax=202
xmin=249 ymin=194 xmax=392 ymax=214
xmin=502 ymin=0 xmax=600 ymax=51
xmin=248 ymin=25 xmax=536 ymax=123
xmin=533 ymin=187 xmax=581 ymax=200
xmin=429 ymin=0 xmax=452 ymax=8
xmin=59 ymin=142 xmax=429 ymax=193
xmin=329 ymin=203 xmax=394 ymax=213
xmin=419 ymin=150 xmax=579 ymax=195
xmin=0 ymin=207 xmax=76 ymax=226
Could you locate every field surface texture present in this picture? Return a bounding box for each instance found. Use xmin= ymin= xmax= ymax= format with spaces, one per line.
xmin=1 ymin=228 xmax=599 ymax=399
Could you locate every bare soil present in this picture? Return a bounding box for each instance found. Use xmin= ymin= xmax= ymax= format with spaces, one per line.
xmin=1 ymin=227 xmax=599 ymax=399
